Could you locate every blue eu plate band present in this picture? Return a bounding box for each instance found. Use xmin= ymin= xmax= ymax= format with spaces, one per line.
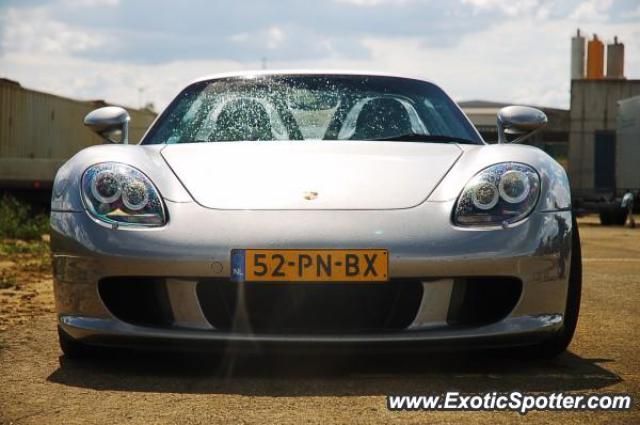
xmin=231 ymin=249 xmax=246 ymax=282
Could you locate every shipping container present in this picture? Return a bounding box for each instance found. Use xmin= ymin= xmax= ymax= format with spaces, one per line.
xmin=0 ymin=78 xmax=156 ymax=188
xmin=616 ymin=96 xmax=640 ymax=190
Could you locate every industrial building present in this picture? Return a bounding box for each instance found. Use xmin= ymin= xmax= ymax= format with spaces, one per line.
xmin=0 ymin=78 xmax=156 ymax=189
xmin=568 ymin=30 xmax=640 ymax=198
xmin=462 ymin=31 xmax=640 ymax=200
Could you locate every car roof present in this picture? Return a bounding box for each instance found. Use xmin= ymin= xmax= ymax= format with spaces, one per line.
xmin=188 ymin=70 xmax=437 ymax=86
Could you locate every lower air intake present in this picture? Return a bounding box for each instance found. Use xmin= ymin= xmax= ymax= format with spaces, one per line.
xmin=196 ymin=279 xmax=423 ymax=334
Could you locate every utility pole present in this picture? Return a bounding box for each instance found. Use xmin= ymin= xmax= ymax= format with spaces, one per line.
xmin=138 ymin=87 xmax=146 ymax=109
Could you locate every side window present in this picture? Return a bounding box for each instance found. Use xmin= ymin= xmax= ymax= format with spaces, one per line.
xmin=164 ymin=92 xmax=209 ymax=144
xmin=422 ymin=98 xmax=471 ymax=137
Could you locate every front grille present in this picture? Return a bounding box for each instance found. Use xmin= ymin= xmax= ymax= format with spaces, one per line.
xmin=196 ymin=279 xmax=423 ymax=334
xmin=97 ymin=276 xmax=522 ymax=333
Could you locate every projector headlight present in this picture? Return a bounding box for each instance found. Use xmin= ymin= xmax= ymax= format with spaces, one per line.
xmin=454 ymin=162 xmax=540 ymax=226
xmin=81 ymin=162 xmax=166 ymax=227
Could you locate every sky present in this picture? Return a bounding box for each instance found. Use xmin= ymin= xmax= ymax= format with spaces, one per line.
xmin=0 ymin=0 xmax=638 ymax=111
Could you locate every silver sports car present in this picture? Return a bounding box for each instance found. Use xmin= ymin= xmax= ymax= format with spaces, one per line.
xmin=51 ymin=71 xmax=581 ymax=359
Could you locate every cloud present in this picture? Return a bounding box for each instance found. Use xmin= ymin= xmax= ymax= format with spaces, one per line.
xmin=62 ymin=0 xmax=119 ymax=6
xmin=462 ymin=0 xmax=544 ymax=16
xmin=630 ymin=5 xmax=640 ymax=18
xmin=569 ymin=0 xmax=614 ymax=21
xmin=0 ymin=51 xmax=251 ymax=109
xmin=266 ymin=26 xmax=286 ymax=50
xmin=32 ymin=0 xmax=490 ymax=63
xmin=357 ymin=19 xmax=570 ymax=105
xmin=333 ymin=0 xmax=420 ymax=6
xmin=0 ymin=7 xmax=104 ymax=55
xmin=0 ymin=0 xmax=638 ymax=112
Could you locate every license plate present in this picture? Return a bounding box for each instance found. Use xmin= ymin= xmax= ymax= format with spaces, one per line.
xmin=231 ymin=249 xmax=388 ymax=282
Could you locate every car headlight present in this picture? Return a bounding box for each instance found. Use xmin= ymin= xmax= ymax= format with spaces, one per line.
xmin=81 ymin=162 xmax=166 ymax=227
xmin=454 ymin=162 xmax=540 ymax=226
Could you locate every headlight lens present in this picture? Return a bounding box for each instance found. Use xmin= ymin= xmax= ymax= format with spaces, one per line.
xmin=454 ymin=162 xmax=540 ymax=226
xmin=81 ymin=163 xmax=166 ymax=227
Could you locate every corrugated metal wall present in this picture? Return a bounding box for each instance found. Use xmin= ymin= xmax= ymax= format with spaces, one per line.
xmin=0 ymin=79 xmax=157 ymax=186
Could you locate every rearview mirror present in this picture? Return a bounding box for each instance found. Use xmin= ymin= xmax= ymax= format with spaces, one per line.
xmin=84 ymin=106 xmax=130 ymax=144
xmin=497 ymin=106 xmax=547 ymax=144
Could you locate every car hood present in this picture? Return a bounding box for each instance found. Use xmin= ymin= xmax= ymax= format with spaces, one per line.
xmin=160 ymin=141 xmax=463 ymax=210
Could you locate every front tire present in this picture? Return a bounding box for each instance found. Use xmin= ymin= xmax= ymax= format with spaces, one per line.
xmin=58 ymin=327 xmax=93 ymax=359
xmin=520 ymin=215 xmax=582 ymax=359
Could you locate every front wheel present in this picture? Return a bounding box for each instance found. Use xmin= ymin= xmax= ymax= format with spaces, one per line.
xmin=58 ymin=327 xmax=94 ymax=359
xmin=516 ymin=215 xmax=582 ymax=359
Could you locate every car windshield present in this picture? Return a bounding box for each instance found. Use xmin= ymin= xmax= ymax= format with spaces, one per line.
xmin=142 ymin=75 xmax=483 ymax=144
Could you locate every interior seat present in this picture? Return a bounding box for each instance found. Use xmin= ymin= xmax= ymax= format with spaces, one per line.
xmin=212 ymin=99 xmax=274 ymax=141
xmin=351 ymin=97 xmax=413 ymax=140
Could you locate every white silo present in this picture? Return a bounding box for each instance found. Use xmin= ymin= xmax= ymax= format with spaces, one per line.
xmin=607 ymin=36 xmax=625 ymax=79
xmin=571 ymin=29 xmax=586 ymax=80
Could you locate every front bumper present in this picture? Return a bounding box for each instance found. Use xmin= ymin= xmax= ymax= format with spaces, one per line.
xmin=51 ymin=200 xmax=573 ymax=351
xmin=60 ymin=314 xmax=563 ymax=353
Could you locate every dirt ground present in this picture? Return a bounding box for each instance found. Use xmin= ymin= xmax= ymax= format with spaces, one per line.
xmin=0 ymin=216 xmax=638 ymax=424
xmin=0 ymin=236 xmax=53 ymax=332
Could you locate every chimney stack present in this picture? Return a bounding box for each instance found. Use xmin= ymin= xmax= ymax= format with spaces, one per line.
xmin=606 ymin=36 xmax=625 ymax=79
xmin=571 ymin=29 xmax=586 ymax=80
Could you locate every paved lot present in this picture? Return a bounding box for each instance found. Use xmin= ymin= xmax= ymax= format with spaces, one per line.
xmin=0 ymin=217 xmax=638 ymax=424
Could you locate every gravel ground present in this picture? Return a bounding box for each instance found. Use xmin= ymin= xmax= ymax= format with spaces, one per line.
xmin=0 ymin=217 xmax=638 ymax=424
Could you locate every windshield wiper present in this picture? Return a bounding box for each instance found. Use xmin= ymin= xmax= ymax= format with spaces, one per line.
xmin=365 ymin=133 xmax=478 ymax=144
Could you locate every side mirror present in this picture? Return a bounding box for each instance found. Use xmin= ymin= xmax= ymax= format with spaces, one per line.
xmin=497 ymin=106 xmax=547 ymax=144
xmin=84 ymin=106 xmax=130 ymax=144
